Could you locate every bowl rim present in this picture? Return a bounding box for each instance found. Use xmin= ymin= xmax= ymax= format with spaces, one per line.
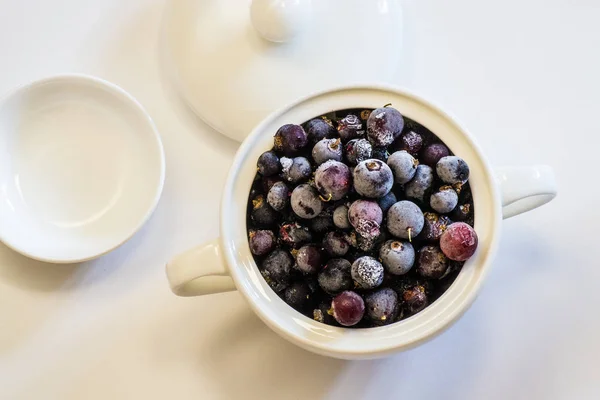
xmin=220 ymin=84 xmax=502 ymax=358
xmin=0 ymin=73 xmax=166 ymax=264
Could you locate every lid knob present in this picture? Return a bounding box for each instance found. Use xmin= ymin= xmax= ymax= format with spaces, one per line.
xmin=250 ymin=0 xmax=312 ymax=43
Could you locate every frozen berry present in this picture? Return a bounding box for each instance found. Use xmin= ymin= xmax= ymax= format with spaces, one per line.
xmin=430 ymin=186 xmax=459 ymax=214
xmin=353 ymin=159 xmax=393 ymax=198
xmin=274 ymin=124 xmax=308 ymax=155
xmin=279 ymin=222 xmax=312 ymax=248
xmin=345 ymin=139 xmax=372 ymax=165
xmin=367 ymin=106 xmax=404 ymax=147
xmin=261 ymin=175 xmax=281 ymax=193
xmin=348 ymin=199 xmax=383 ymax=240
xmin=351 ymin=256 xmax=384 ymax=289
xmin=281 ymin=157 xmax=312 ymax=183
xmin=437 ymin=156 xmax=470 ymax=184
xmin=318 ymin=258 xmax=352 ymax=294
xmin=365 ymin=288 xmax=399 ymax=325
xmin=337 ymin=114 xmax=365 ymax=142
xmin=251 ymin=195 xmax=279 ymax=227
xmin=261 ymin=249 xmax=293 ymax=292
xmin=387 ymin=201 xmax=424 ymax=240
xmin=440 ymin=222 xmax=478 ymax=261
xmin=284 ymin=282 xmax=314 ymax=312
xmin=267 ymin=181 xmax=290 ymax=211
xmin=312 ymin=138 xmax=343 ymax=165
xmin=291 ymin=184 xmax=323 ymax=219
xmin=332 ymin=291 xmax=365 ymax=326
xmin=417 ymin=245 xmax=449 ymax=279
xmin=421 ymin=212 xmax=452 ymax=242
xmin=422 ymin=143 xmax=450 ymax=167
xmin=314 ymin=160 xmax=352 ymax=201
xmin=451 ymin=202 xmax=473 ymax=222
xmin=356 ymin=235 xmax=377 ymax=252
xmin=397 ymin=131 xmax=423 ymax=155
xmin=402 ymin=285 xmax=428 ymax=314
xmin=313 ymin=301 xmax=337 ymax=325
xmin=310 ymin=213 xmax=334 ymax=233
xmin=379 ymin=240 xmax=415 ymax=275
xmin=378 ymin=191 xmax=397 ymax=214
xmin=295 ymin=244 xmax=324 ymax=274
xmin=387 ymin=150 xmax=418 ymax=184
xmin=333 ymin=205 xmax=351 ymax=230
xmin=371 ymin=147 xmax=389 ymax=162
xmin=257 ymin=151 xmax=280 ymax=176
xmin=322 ymin=232 xmax=350 ymax=257
xmin=248 ymin=230 xmax=276 ymax=256
xmin=405 ymin=164 xmax=434 ymax=202
xmin=305 ymin=117 xmax=335 ymax=143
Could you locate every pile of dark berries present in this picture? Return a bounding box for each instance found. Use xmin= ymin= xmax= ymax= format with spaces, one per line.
xmin=247 ymin=106 xmax=477 ymax=328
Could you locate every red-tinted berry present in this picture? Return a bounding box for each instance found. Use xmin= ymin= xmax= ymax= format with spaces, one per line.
xmin=402 ymin=285 xmax=428 ymax=314
xmin=422 ymin=143 xmax=450 ymax=167
xmin=398 ymin=131 xmax=423 ymax=155
xmin=337 ymin=114 xmax=365 ymax=142
xmin=440 ymin=222 xmax=478 ymax=261
xmin=367 ymin=107 xmax=404 ymax=147
xmin=332 ymin=291 xmax=365 ymax=326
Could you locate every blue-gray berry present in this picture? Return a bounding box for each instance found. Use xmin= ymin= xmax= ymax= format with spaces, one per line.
xmin=436 ymin=156 xmax=470 ymax=184
xmin=257 ymin=151 xmax=280 ymax=176
xmin=387 ymin=150 xmax=418 ymax=184
xmin=387 ymin=200 xmax=425 ymax=239
xmin=333 ymin=205 xmax=351 ymax=229
xmin=365 ymin=288 xmax=399 ymax=325
xmin=353 ymin=159 xmax=393 ymax=198
xmin=351 ymin=256 xmax=384 ymax=289
xmin=322 ymin=232 xmax=350 ymax=256
xmin=281 ymin=156 xmax=312 ymax=183
xmin=405 ymin=164 xmax=434 ymax=202
xmin=318 ymin=258 xmax=353 ymax=294
xmin=312 ymin=138 xmax=343 ymax=165
xmin=430 ymin=186 xmax=459 ymax=214
xmin=378 ymin=191 xmax=397 ymax=214
xmin=266 ymin=181 xmax=290 ymax=211
xmin=379 ymin=240 xmax=415 ymax=275
xmin=261 ymin=249 xmax=293 ymax=292
xmin=290 ymin=184 xmax=324 ymax=219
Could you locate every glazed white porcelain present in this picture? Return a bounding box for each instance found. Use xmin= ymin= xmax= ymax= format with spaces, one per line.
xmin=166 ymin=85 xmax=557 ymax=359
xmin=0 ymin=74 xmax=165 ymax=263
xmin=250 ymin=0 xmax=312 ymax=43
xmin=162 ymin=0 xmax=402 ymax=142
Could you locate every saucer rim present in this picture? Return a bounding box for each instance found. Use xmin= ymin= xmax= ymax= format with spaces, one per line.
xmin=0 ymin=73 xmax=166 ymax=264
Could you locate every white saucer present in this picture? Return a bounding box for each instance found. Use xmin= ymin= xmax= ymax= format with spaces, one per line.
xmin=0 ymin=74 xmax=165 ymax=263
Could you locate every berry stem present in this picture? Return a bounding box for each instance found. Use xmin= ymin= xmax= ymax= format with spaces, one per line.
xmin=383 ymin=103 xmax=392 ymax=108
xmin=408 ymin=227 xmax=412 ymax=242
xmin=319 ymin=193 xmax=333 ymax=202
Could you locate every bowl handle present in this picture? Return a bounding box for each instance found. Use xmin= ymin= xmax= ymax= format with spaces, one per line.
xmin=494 ymin=165 xmax=557 ymax=219
xmin=166 ymin=239 xmax=236 ymax=297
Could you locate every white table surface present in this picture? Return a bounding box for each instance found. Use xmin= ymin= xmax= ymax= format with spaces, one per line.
xmin=0 ymin=0 xmax=598 ymax=399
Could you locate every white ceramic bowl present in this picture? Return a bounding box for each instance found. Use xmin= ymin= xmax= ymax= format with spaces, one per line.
xmin=0 ymin=74 xmax=165 ymax=263
xmin=166 ymin=85 xmax=556 ymax=359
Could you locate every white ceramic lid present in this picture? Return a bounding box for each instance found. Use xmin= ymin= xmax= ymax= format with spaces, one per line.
xmin=0 ymin=74 xmax=165 ymax=263
xmin=162 ymin=0 xmax=403 ymax=142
